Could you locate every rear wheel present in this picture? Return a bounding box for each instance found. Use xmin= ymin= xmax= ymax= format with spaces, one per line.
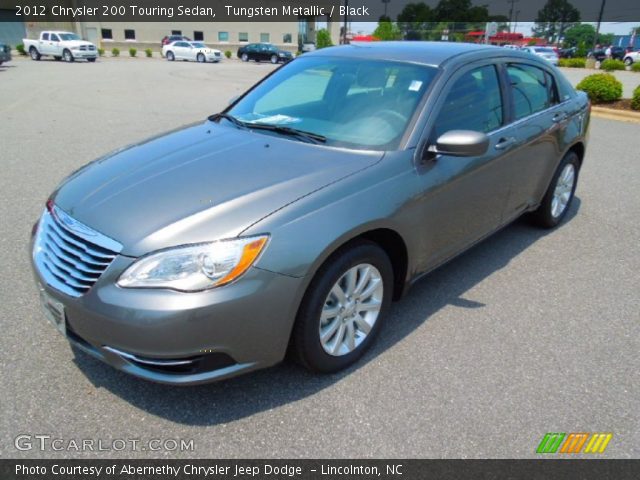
xmin=292 ymin=241 xmax=393 ymax=373
xmin=197 ymin=53 xmax=205 ymax=63
xmin=241 ymin=53 xmax=248 ymax=62
xmin=29 ymin=47 xmax=41 ymax=60
xmin=63 ymin=49 xmax=74 ymax=62
xmin=529 ymin=151 xmax=580 ymax=228
xmin=166 ymin=51 xmax=174 ymax=61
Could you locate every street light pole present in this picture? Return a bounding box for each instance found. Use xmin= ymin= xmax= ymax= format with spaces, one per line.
xmin=592 ymin=0 xmax=606 ymax=52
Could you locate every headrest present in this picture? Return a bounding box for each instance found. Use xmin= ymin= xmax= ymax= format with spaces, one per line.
xmin=356 ymin=65 xmax=387 ymax=89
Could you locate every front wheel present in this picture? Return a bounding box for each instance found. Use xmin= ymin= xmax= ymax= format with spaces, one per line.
xmin=63 ymin=49 xmax=74 ymax=62
xmin=291 ymin=241 xmax=393 ymax=373
xmin=529 ymin=151 xmax=580 ymax=228
xmin=270 ymin=54 xmax=278 ymax=64
xmin=29 ymin=47 xmax=41 ymax=60
xmin=197 ymin=53 xmax=205 ymax=63
xmin=624 ymin=58 xmax=633 ymax=66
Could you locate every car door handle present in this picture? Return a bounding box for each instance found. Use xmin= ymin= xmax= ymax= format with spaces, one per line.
xmin=495 ymin=137 xmax=516 ymax=150
xmin=552 ymin=112 xmax=568 ymax=123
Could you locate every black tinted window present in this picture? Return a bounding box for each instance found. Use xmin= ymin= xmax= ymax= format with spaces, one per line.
xmin=42 ymin=33 xmax=49 ymax=40
xmin=50 ymin=34 xmax=59 ymax=42
xmin=434 ymin=65 xmax=503 ymax=138
xmin=507 ymin=64 xmax=553 ymax=120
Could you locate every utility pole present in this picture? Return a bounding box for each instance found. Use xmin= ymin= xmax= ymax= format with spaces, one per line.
xmin=513 ymin=10 xmax=520 ymax=35
xmin=507 ymin=0 xmax=519 ymax=33
xmin=382 ymin=0 xmax=390 ymax=19
xmin=592 ymin=0 xmax=606 ymax=51
xmin=342 ymin=0 xmax=349 ymax=44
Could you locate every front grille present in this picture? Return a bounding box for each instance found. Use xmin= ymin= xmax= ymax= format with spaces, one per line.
xmin=88 ymin=45 xmax=96 ymax=51
xmin=33 ymin=204 xmax=122 ymax=297
xmin=79 ymin=45 xmax=87 ymax=51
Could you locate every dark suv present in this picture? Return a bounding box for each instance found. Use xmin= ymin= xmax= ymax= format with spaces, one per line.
xmin=588 ymin=46 xmax=625 ymax=61
xmin=237 ymin=43 xmax=293 ymax=64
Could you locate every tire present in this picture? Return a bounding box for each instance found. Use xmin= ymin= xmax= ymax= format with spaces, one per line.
xmin=54 ymin=56 xmax=62 ymax=61
xmin=529 ymin=151 xmax=580 ymax=229
xmin=87 ymin=57 xmax=96 ymax=63
xmin=197 ymin=53 xmax=205 ymax=63
xmin=241 ymin=53 xmax=248 ymax=62
xmin=63 ymin=49 xmax=74 ymax=62
xmin=624 ymin=57 xmax=633 ymax=66
xmin=291 ymin=241 xmax=393 ymax=373
xmin=270 ymin=54 xmax=278 ymax=64
xmin=29 ymin=47 xmax=41 ymax=61
xmin=166 ymin=51 xmax=174 ymax=61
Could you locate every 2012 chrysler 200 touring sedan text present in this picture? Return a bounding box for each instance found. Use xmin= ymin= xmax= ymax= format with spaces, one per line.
xmin=31 ymin=43 xmax=590 ymax=385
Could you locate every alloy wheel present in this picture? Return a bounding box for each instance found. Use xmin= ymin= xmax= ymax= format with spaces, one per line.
xmin=551 ymin=163 xmax=575 ymax=218
xmin=319 ymin=263 xmax=384 ymax=356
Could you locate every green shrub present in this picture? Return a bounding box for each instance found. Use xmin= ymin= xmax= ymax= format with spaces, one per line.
xmin=576 ymin=73 xmax=623 ymax=104
xmin=111 ymin=47 xmax=120 ymax=57
xmin=145 ymin=48 xmax=153 ymax=58
xmin=631 ymin=86 xmax=640 ymax=111
xmin=558 ymin=58 xmax=585 ymax=68
xmin=316 ymin=29 xmax=333 ymax=49
xmin=632 ymin=62 xmax=640 ymax=73
xmin=566 ymin=58 xmax=586 ymax=68
xmin=224 ymin=50 xmax=232 ymax=59
xmin=97 ymin=48 xmax=105 ymax=57
xmin=600 ymin=59 xmax=625 ymax=72
xmin=128 ymin=47 xmax=137 ymax=57
xmin=16 ymin=43 xmax=26 ymax=55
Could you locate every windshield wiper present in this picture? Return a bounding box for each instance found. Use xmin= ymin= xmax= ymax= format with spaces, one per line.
xmin=248 ymin=123 xmax=326 ymax=144
xmin=208 ymin=112 xmax=247 ymax=129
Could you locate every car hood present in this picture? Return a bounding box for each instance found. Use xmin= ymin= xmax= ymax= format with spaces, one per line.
xmin=52 ymin=121 xmax=383 ymax=256
xmin=65 ymin=40 xmax=93 ymax=47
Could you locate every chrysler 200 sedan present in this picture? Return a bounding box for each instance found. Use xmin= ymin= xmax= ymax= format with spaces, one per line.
xmin=31 ymin=42 xmax=589 ymax=385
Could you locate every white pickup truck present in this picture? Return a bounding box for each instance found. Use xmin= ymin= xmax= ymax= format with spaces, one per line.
xmin=23 ymin=31 xmax=97 ymax=62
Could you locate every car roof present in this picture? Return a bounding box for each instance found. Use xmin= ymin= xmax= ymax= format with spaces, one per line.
xmin=308 ymin=41 xmax=537 ymax=67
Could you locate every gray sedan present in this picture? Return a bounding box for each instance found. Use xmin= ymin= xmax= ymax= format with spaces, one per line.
xmin=31 ymin=42 xmax=589 ymax=385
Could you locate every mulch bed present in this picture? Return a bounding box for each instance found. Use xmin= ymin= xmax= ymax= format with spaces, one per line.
xmin=596 ymin=99 xmax=637 ymax=112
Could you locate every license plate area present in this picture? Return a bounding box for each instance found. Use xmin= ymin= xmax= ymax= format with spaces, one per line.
xmin=39 ymin=285 xmax=66 ymax=336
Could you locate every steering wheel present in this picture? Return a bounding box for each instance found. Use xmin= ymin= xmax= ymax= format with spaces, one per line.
xmin=374 ymin=109 xmax=408 ymax=130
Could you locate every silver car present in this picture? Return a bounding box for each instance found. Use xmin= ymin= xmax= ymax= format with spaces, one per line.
xmin=522 ymin=46 xmax=560 ymax=66
xmin=31 ymin=42 xmax=589 ymax=385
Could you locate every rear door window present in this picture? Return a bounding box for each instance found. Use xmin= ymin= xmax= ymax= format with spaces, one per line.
xmin=507 ymin=64 xmax=554 ymax=120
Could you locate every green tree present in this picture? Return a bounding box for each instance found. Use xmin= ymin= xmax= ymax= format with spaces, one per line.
xmin=397 ymin=2 xmax=434 ymax=40
xmin=315 ymin=29 xmax=333 ymax=49
xmin=533 ymin=0 xmax=580 ymax=44
xmin=563 ymin=23 xmax=596 ymax=47
xmin=373 ymin=20 xmax=402 ymax=41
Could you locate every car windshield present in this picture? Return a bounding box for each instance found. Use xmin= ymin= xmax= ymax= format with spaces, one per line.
xmin=58 ymin=33 xmax=81 ymax=41
xmin=191 ymin=42 xmax=206 ymax=48
xmin=227 ymin=56 xmax=438 ymax=151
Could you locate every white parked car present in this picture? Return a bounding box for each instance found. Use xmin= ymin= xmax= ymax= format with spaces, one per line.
xmin=623 ymin=51 xmax=640 ymax=66
xmin=23 ymin=31 xmax=97 ymax=62
xmin=162 ymin=41 xmax=222 ymax=63
xmin=521 ymin=46 xmax=559 ymax=66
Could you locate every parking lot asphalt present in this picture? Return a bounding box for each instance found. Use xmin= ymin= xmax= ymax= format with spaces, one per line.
xmin=1 ymin=57 xmax=638 ymax=459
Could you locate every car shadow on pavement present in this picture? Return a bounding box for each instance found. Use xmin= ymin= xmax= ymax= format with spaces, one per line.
xmin=72 ymin=198 xmax=581 ymax=426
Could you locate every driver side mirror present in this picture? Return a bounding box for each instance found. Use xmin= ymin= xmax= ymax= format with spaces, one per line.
xmin=425 ymin=130 xmax=489 ymax=160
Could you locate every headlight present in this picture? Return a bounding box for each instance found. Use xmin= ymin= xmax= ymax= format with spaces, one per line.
xmin=117 ymin=235 xmax=268 ymax=292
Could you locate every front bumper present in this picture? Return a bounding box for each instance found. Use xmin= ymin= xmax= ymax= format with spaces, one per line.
xmin=71 ymin=50 xmax=97 ymax=59
xmin=32 ymin=252 xmax=305 ymax=385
